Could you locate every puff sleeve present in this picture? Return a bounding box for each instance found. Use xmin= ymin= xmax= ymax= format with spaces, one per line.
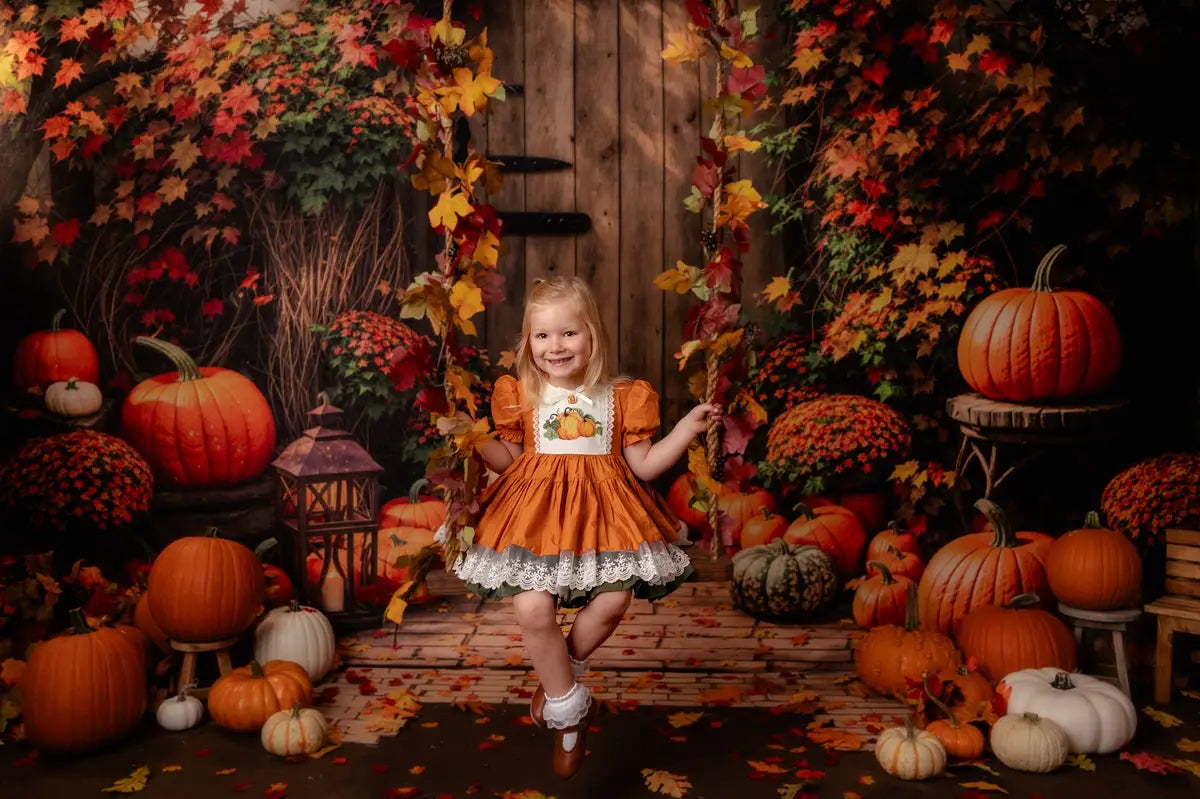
xmin=490 ymin=375 xmax=526 ymax=444
xmin=622 ymin=380 xmax=662 ymax=447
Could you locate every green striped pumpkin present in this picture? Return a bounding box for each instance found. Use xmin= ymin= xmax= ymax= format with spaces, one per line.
xmin=730 ymin=539 xmax=839 ymax=620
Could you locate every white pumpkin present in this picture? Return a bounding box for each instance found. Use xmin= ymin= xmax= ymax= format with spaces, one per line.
xmin=998 ymin=668 xmax=1136 ymax=754
xmin=989 ymin=712 xmax=1069 ymax=772
xmin=44 ymin=377 xmax=102 ymax=417
xmin=254 ymin=601 xmax=336 ymax=683
xmin=156 ymin=688 xmax=204 ymax=731
xmin=874 ymin=719 xmax=947 ymax=780
xmin=261 ymin=704 xmax=328 ymax=756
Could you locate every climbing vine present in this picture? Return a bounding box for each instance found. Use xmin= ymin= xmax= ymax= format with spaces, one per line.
xmin=384 ymin=4 xmax=505 ymax=613
xmin=660 ymin=0 xmax=770 ymax=553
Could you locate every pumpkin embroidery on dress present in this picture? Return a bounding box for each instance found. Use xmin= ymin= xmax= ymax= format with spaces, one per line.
xmin=542 ymin=407 xmax=603 ymax=440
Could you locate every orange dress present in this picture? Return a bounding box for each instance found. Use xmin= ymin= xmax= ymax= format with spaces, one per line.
xmin=453 ymin=375 xmax=693 ymax=605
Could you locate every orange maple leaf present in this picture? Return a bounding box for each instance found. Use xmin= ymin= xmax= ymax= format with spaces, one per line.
xmin=53 ymin=58 xmax=84 ymax=89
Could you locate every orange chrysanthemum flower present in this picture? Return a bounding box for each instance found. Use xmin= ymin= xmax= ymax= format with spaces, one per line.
xmin=1100 ymin=452 xmax=1200 ymax=544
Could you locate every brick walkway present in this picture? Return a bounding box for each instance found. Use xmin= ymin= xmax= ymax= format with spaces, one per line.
xmin=319 ymin=582 xmax=906 ymax=747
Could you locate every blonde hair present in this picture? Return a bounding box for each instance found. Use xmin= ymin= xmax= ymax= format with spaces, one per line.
xmin=514 ymin=276 xmax=616 ymax=402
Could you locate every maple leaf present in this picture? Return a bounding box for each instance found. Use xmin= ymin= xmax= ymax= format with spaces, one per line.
xmin=655 ymin=261 xmax=703 ymax=295
xmin=0 ymin=658 xmax=25 ymax=685
xmin=746 ymin=760 xmax=789 ymax=774
xmin=11 ymin=215 xmax=49 ymax=245
xmin=667 ymin=711 xmax=703 ymax=728
xmin=53 ymin=58 xmax=84 ymax=89
xmin=429 ymin=191 xmax=472 ymax=230
xmin=642 ymin=768 xmax=692 ymax=797
xmin=1176 ymin=738 xmax=1200 ymax=752
xmin=1120 ymin=750 xmax=1182 ymax=775
xmin=50 ymin=218 xmax=79 ymax=247
xmin=790 ymin=46 xmax=825 ymax=75
xmin=662 ymin=29 xmax=705 ymax=64
xmin=1142 ymin=706 xmax=1183 ymax=728
xmin=449 ymin=279 xmax=484 ymax=335
xmin=101 ymin=765 xmax=149 ymax=793
xmin=959 ymin=781 xmax=1006 ymax=793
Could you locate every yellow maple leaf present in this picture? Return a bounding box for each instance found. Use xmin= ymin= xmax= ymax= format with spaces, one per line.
xmin=498 ymin=350 xmax=516 ymax=370
xmin=761 ymin=275 xmax=792 ymax=303
xmin=215 ymin=768 xmax=237 ymax=775
xmin=686 ymin=444 xmax=712 ymax=487
xmin=698 ymin=684 xmax=743 ymax=705
xmin=790 ymin=47 xmax=825 ymax=75
xmin=666 ymin=711 xmax=703 ymax=728
xmin=158 ymin=176 xmax=188 ymax=204
xmin=1143 ymin=706 xmax=1183 ymax=727
xmin=654 ymin=261 xmax=702 ymax=295
xmin=171 ymin=138 xmax=202 ymax=172
xmin=474 ymin=230 xmax=500 ymax=268
xmin=965 ymin=33 xmax=990 ymax=56
xmin=11 ymin=215 xmax=48 ymax=245
xmin=432 ymin=17 xmax=465 ymax=46
xmin=890 ymin=460 xmax=920 ymax=482
xmin=675 ymin=338 xmax=706 ymax=370
xmin=661 ymin=29 xmax=704 ymax=64
xmin=428 ymin=191 xmax=472 ymax=230
xmin=450 ymin=279 xmax=484 ymax=335
xmin=959 ymin=781 xmax=1007 ymax=793
xmin=16 ymin=195 xmax=41 ymax=216
xmin=884 ymin=128 xmax=921 ymax=158
xmin=412 ymin=151 xmax=457 ymax=195
xmin=782 ymin=84 xmax=817 ymax=105
xmin=724 ymin=135 xmax=761 ymax=153
xmin=642 ymin=768 xmax=692 ymax=797
xmin=1065 ymin=753 xmax=1095 ymax=771
xmin=718 ymin=43 xmax=753 ymax=67
xmin=1176 ymin=738 xmax=1200 ymax=752
xmin=384 ymin=582 xmax=413 ymax=626
xmin=890 ymin=242 xmax=938 ymax=285
xmin=735 ymin=390 xmax=767 ymax=425
xmin=946 ymin=51 xmax=972 ymax=71
xmin=160 ymin=765 xmax=181 ymax=773
xmin=438 ymin=67 xmax=501 ymax=117
xmin=102 ymin=766 xmax=150 ymax=793
xmin=1169 ymin=759 xmax=1200 ymax=778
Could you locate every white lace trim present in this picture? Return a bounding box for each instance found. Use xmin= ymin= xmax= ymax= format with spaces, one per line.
xmin=452 ymin=541 xmax=691 ymax=594
xmin=543 ymin=682 xmax=591 ymax=730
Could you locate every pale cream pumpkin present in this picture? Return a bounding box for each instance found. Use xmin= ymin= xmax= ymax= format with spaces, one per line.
xmin=874 ymin=719 xmax=947 ymax=780
xmin=989 ymin=712 xmax=1069 ymax=772
xmin=261 ymin=704 xmax=328 ymax=756
xmin=253 ymin=601 xmax=336 ymax=683
xmin=155 ymin=687 xmax=204 ymax=731
xmin=44 ymin=377 xmax=102 ymax=417
xmin=997 ymin=668 xmax=1136 ymax=754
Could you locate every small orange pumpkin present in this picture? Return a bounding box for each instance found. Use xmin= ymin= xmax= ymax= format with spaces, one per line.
xmin=208 ymin=660 xmax=313 ymax=733
xmin=783 ymin=503 xmax=867 ymax=582
xmin=865 ymin=546 xmax=925 ymax=582
xmin=852 ymin=560 xmax=913 ymax=629
xmin=739 ymin=507 xmax=788 ymax=549
xmin=955 ymin=594 xmax=1077 ymax=683
xmin=380 ymin=478 xmax=446 ymax=531
xmin=12 ymin=309 xmax=100 ymax=392
xmin=922 ymin=676 xmax=985 ymax=761
xmin=1045 ymin=511 xmax=1141 ymax=610
xmin=867 ymin=521 xmax=920 ymax=561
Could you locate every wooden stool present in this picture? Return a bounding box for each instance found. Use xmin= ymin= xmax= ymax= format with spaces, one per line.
xmin=1057 ymin=603 xmax=1140 ymax=697
xmin=947 ymin=393 xmax=1128 ymax=532
xmin=170 ymin=637 xmax=237 ymax=698
xmin=1144 ymin=595 xmax=1200 ymax=703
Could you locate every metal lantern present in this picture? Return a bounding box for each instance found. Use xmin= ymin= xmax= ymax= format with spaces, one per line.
xmin=272 ymin=398 xmax=383 ymax=629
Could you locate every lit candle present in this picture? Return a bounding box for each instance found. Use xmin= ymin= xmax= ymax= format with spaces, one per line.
xmin=319 ymin=571 xmax=345 ymax=613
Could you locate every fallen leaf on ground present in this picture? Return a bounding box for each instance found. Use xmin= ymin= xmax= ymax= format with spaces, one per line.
xmin=1176 ymin=738 xmax=1200 ymax=752
xmin=961 ymin=760 xmax=999 ymax=775
xmin=216 ymin=768 xmax=237 ymax=775
xmin=643 ymin=768 xmax=692 ymax=797
xmin=496 ymin=791 xmax=554 ymax=799
xmin=857 ymin=775 xmax=874 ymax=784
xmin=1180 ymin=690 xmax=1200 ymax=701
xmin=667 ymin=711 xmax=703 ymax=728
xmin=160 ymin=765 xmax=181 ymax=773
xmin=959 ymin=781 xmax=1007 ymax=793
xmin=101 ymin=766 xmax=149 ymax=793
xmin=1169 ymin=759 xmax=1200 ymax=778
xmin=409 ymin=765 xmax=425 ymax=775
xmin=746 ymin=760 xmax=789 ymax=774
xmin=382 ymin=789 xmax=419 ymax=799
xmin=1143 ymin=707 xmax=1183 ymax=728
xmin=1120 ymin=750 xmax=1182 ymax=774
xmin=264 ymin=782 xmax=288 ymax=799
xmin=698 ymin=684 xmax=744 ymax=705
xmin=804 ymin=725 xmax=862 ymax=750
xmin=1066 ymin=754 xmax=1096 ymax=771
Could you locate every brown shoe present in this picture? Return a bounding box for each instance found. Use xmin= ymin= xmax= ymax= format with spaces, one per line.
xmin=551 ymin=713 xmax=592 ymax=780
xmin=529 ymin=684 xmax=545 ymax=728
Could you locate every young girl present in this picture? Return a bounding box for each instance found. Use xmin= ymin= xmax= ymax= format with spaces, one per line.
xmin=450 ymin=276 xmax=719 ymax=779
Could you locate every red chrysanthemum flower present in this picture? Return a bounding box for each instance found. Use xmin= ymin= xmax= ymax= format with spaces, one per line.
xmin=1100 ymin=452 xmax=1200 ymax=544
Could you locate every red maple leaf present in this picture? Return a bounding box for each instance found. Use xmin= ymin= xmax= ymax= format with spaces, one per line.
xmin=51 ymin=219 xmax=79 ymax=247
xmin=978 ymin=50 xmax=1011 ymax=76
xmin=691 ymin=159 xmax=721 ymax=198
xmin=862 ymin=60 xmax=890 ymax=87
xmin=728 ymin=65 xmax=766 ymax=100
xmin=1120 ymin=751 xmax=1182 ymax=775
xmin=389 ymin=338 xmax=433 ymax=392
xmin=201 ymin=298 xmax=224 ymax=318
xmin=685 ymin=0 xmax=711 ymax=30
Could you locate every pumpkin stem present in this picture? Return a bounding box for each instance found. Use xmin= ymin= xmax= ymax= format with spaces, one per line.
xmin=922 ymin=674 xmax=958 ymax=727
xmin=791 ymin=502 xmax=813 ymax=519
xmin=316 ymin=390 xmax=331 ymax=406
xmin=68 ymin=607 xmax=95 ymax=635
xmin=51 ymin=307 xmax=67 ymax=332
xmin=408 ymin=478 xmax=431 ymax=503
xmin=254 ymin=537 xmax=280 ymax=560
xmin=1050 ymin=672 xmax=1075 ymax=691
xmin=291 ymin=702 xmax=303 ymax=718
xmin=204 ymin=526 xmax=223 ymax=538
xmin=903 ymin=581 xmax=921 ymax=632
xmin=867 ymin=560 xmax=897 ymax=585
xmin=288 ymin=599 xmax=301 ymax=613
xmin=65 ymin=377 xmax=79 ymax=390
xmin=886 ymin=520 xmax=900 ymax=535
xmin=1004 ymin=593 xmax=1042 ymax=610
xmin=135 ymin=335 xmax=202 ymax=382
xmin=1082 ymin=510 xmax=1103 ymax=529
xmin=1031 ymin=244 xmax=1068 ymax=293
xmin=1021 ymin=712 xmax=1044 ymax=723
xmin=250 ymin=660 xmax=264 ymax=678
xmin=902 ymin=713 xmax=919 ymax=739
xmin=974 ymin=499 xmax=1020 ymax=548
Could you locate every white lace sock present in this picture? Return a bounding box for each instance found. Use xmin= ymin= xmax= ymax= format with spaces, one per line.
xmin=542 ymin=682 xmax=592 ymax=746
xmin=569 ymin=655 xmax=589 ymax=680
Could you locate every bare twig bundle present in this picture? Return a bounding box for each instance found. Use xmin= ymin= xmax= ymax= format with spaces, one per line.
xmin=249 ymin=182 xmax=409 ymax=439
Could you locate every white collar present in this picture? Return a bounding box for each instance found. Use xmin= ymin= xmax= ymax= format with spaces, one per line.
xmin=540 ymin=384 xmax=595 ymax=406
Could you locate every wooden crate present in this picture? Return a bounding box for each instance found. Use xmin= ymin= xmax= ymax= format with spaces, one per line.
xmin=1165 ymin=528 xmax=1200 ymax=598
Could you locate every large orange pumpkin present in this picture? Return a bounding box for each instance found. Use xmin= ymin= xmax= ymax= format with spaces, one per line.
xmin=954 ymin=594 xmax=1077 ymax=683
xmin=133 ymin=591 xmax=170 ymax=653
xmin=22 ymin=609 xmax=147 ymax=751
xmin=147 ymin=530 xmax=265 ymax=642
xmin=1045 ymin=511 xmax=1142 ymax=610
xmin=956 ymin=244 xmax=1121 ymax=401
xmin=121 ymin=336 xmax=276 ymax=487
xmin=666 ymin=472 xmax=712 ymax=535
xmin=12 ymin=308 xmax=100 ymax=392
xmin=917 ymin=499 xmax=1054 ymax=636
xmin=207 ymin=660 xmax=313 ymax=733
xmin=783 ymin=503 xmax=867 ymax=582
xmin=853 ymin=589 xmax=962 ymax=699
